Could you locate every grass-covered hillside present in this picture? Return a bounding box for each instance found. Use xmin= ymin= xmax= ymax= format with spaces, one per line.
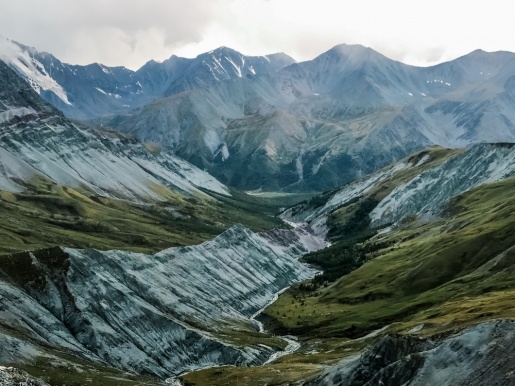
xmin=0 ymin=178 xmax=313 ymax=254
xmin=266 ymin=175 xmax=515 ymax=338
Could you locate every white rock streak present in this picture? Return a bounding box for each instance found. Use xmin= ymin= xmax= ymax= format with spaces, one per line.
xmin=0 ymin=224 xmax=327 ymax=378
xmin=0 ymin=113 xmax=229 ymax=199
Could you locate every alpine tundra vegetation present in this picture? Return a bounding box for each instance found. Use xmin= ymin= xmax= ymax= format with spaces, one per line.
xmin=1 ymin=26 xmax=515 ymax=386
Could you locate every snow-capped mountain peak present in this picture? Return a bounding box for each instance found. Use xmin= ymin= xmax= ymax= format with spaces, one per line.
xmin=0 ymin=59 xmax=229 ymax=199
xmin=0 ymin=36 xmax=71 ymax=106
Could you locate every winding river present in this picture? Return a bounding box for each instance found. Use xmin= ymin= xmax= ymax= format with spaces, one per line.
xmin=165 ymin=286 xmax=304 ymax=385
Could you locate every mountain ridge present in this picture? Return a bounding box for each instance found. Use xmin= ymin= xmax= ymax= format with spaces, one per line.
xmin=4 ymin=36 xmax=515 ymax=192
xmin=101 ymin=42 xmax=515 ymax=191
xmin=0 ymin=36 xmax=296 ymax=119
xmin=0 ymin=224 xmax=326 ymax=378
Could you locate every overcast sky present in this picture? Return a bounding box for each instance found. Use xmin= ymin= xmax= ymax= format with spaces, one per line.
xmin=0 ymin=0 xmax=512 ymax=70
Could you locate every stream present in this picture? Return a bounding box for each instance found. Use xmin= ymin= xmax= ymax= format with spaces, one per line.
xmin=251 ymin=287 xmax=302 ymax=364
xmin=165 ymin=286 xmax=304 ymax=385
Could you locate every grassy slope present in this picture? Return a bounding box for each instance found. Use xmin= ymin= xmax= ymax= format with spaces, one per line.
xmin=267 ymin=176 xmax=515 ymax=337
xmin=183 ymin=162 xmax=515 ymax=385
xmin=0 ymin=179 xmax=314 ymax=254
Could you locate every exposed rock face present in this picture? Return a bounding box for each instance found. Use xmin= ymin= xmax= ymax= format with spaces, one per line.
xmin=0 ymin=225 xmax=326 ymax=377
xmin=0 ymin=59 xmax=229 ymax=199
xmin=0 ymin=36 xmax=295 ymax=119
xmin=0 ymin=367 xmax=49 ymax=386
xmin=370 ymin=143 xmax=515 ymax=226
xmin=306 ymin=320 xmax=515 ymax=386
xmin=282 ymin=143 xmax=515 ymax=235
xmin=280 ymin=156 xmax=417 ymax=236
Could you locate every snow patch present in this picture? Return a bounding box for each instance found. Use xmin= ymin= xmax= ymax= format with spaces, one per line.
xmin=408 ymin=324 xmax=425 ymax=334
xmin=0 ymin=37 xmax=71 ymax=105
xmin=415 ymin=154 xmax=430 ymax=167
xmin=357 ymin=325 xmax=391 ymax=340
xmin=225 ymin=56 xmax=242 ymax=77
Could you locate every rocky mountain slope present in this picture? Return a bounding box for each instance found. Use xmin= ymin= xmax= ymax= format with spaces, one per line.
xmin=0 ymin=225 xmax=326 ymax=382
xmin=0 ymin=36 xmax=295 ymax=120
xmin=0 ymin=59 xmax=229 ymax=200
xmin=105 ymin=45 xmax=515 ymax=191
xmin=370 ymin=143 xmax=515 ymax=226
xmin=282 ymin=143 xmax=515 ymax=235
xmin=182 ymin=143 xmax=515 ymax=385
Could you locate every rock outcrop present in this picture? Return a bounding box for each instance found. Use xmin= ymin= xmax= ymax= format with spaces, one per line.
xmin=0 ymin=225 xmax=326 ymax=377
xmin=307 ymin=320 xmax=515 ymax=386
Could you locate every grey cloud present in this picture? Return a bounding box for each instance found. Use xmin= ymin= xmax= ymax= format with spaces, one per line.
xmin=0 ymin=0 xmax=513 ymax=70
xmin=0 ymin=0 xmax=225 ymax=68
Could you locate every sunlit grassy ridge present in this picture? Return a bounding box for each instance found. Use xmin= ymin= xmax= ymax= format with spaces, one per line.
xmin=265 ymin=176 xmax=515 ymax=337
xmin=0 ymin=178 xmax=314 ymax=254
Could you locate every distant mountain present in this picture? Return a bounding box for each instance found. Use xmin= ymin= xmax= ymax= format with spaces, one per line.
xmin=158 ymin=47 xmax=294 ymax=96
xmin=106 ymin=44 xmax=515 ymax=191
xmin=0 ymin=36 xmax=295 ymax=119
xmin=4 ymin=36 xmax=515 ymax=192
xmin=0 ymin=59 xmax=229 ymax=200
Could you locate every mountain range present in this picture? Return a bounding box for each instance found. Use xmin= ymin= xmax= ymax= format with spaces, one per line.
xmin=0 ymin=36 xmax=295 ymax=120
xmin=3 ymin=36 xmax=515 ymax=192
